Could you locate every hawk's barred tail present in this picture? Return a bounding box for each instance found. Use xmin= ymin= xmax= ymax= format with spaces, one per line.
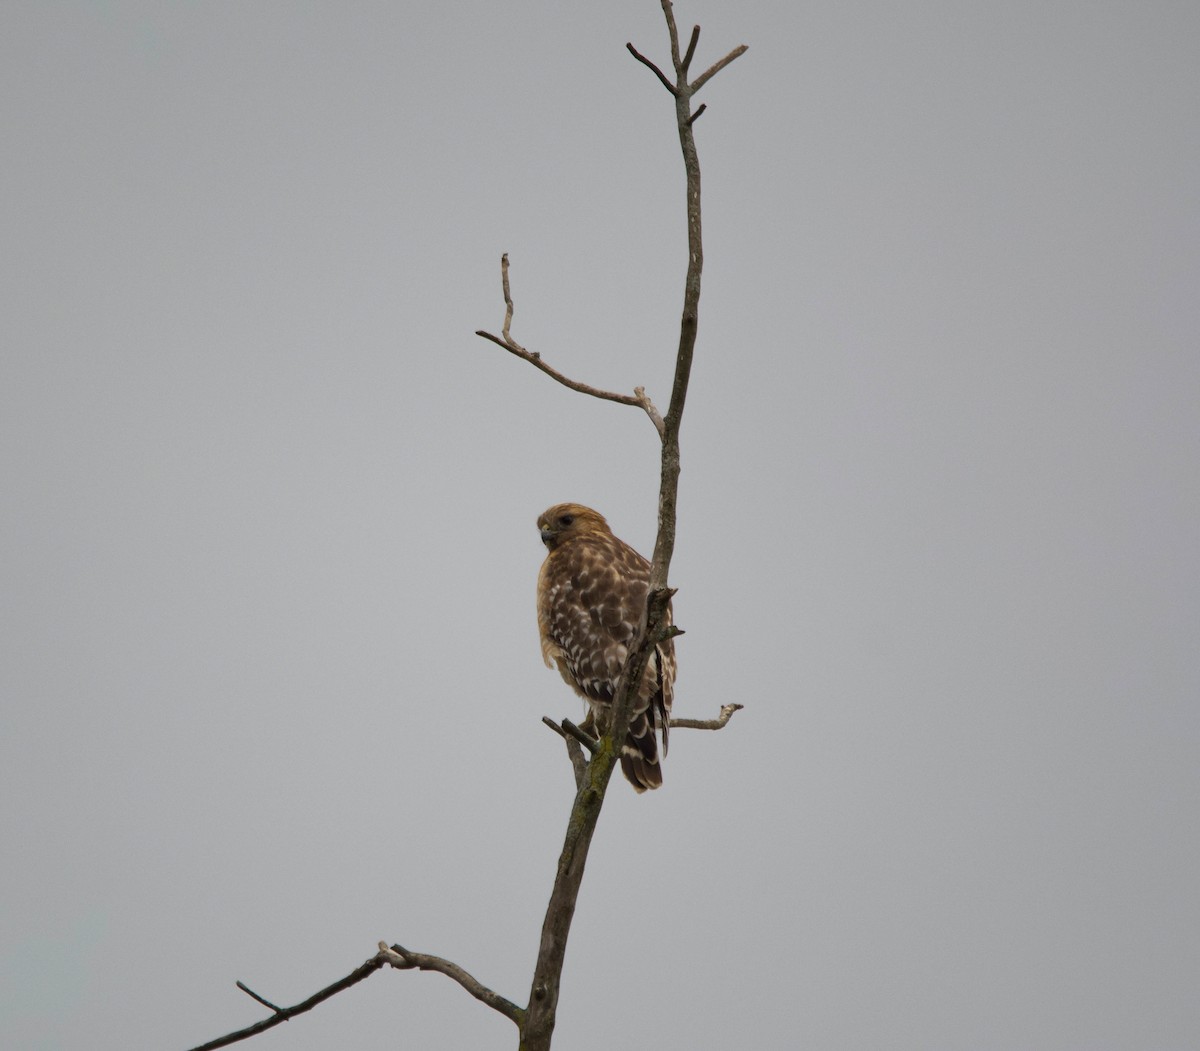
xmin=620 ymin=647 xmax=672 ymax=791
xmin=620 ymin=685 xmax=670 ymax=792
xmin=621 ymin=704 xmax=662 ymax=793
xmin=655 ymin=644 xmax=670 ymax=757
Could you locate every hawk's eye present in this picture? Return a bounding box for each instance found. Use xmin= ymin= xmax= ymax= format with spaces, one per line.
xmin=559 ymin=514 xmax=575 ymax=527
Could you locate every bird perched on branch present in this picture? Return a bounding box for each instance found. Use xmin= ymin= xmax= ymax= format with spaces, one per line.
xmin=536 ymin=503 xmax=676 ymax=791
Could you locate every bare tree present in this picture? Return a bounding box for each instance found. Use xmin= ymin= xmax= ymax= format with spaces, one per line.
xmin=186 ymin=4 xmax=744 ymax=1049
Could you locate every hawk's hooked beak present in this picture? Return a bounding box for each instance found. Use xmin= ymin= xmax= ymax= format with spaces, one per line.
xmin=539 ymin=527 xmax=554 ymax=546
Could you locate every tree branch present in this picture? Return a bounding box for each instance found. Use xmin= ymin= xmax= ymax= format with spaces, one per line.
xmin=625 ymin=42 xmax=677 ymax=95
xmin=669 ymin=702 xmax=744 ymax=730
xmin=690 ymin=43 xmax=748 ymax=94
xmin=475 ymin=329 xmax=642 ymax=407
xmin=234 ymin=982 xmax=281 ymax=1014
xmin=542 ymin=716 xmax=598 ymax=791
xmin=681 ymin=24 xmax=700 ymax=73
xmin=475 ymin=255 xmax=666 ymax=436
xmin=188 ymin=939 xmax=523 ymax=1050
xmin=549 ymin=719 xmax=597 ymax=753
xmin=500 ymin=249 xmax=517 ymax=343
xmin=185 ymin=953 xmax=389 ymax=1051
xmin=379 ymin=943 xmax=524 ymax=1026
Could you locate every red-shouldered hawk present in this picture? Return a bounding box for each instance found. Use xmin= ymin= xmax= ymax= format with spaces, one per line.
xmin=536 ymin=503 xmax=676 ymax=792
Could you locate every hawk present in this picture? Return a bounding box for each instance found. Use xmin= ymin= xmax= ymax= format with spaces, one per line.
xmin=536 ymin=503 xmax=676 ymax=792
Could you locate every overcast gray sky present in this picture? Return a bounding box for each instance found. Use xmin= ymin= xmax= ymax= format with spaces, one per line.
xmin=3 ymin=2 xmax=1198 ymax=1049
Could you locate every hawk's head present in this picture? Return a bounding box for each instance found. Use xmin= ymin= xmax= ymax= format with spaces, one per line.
xmin=537 ymin=503 xmax=610 ymax=551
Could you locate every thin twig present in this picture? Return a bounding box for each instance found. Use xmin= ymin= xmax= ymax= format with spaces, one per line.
xmin=380 ymin=943 xmax=524 ymax=1026
xmin=686 ymin=102 xmax=707 ymax=126
xmin=662 ymin=0 xmax=683 ymax=67
xmin=625 ymin=42 xmax=677 ymax=95
xmin=560 ymin=718 xmax=599 ymax=754
xmin=500 ymin=252 xmax=517 ymax=345
xmin=542 ymin=718 xmax=593 ymax=788
xmin=189 ymin=938 xmax=522 ymax=1050
xmin=541 ymin=715 xmax=599 ymax=755
xmin=681 ymin=24 xmax=700 ymax=73
xmin=476 ymin=330 xmax=643 ymax=407
xmin=185 ymin=953 xmax=388 ymax=1051
xmin=690 ymin=44 xmax=748 ymax=93
xmin=669 ymin=702 xmax=744 ymax=730
xmin=235 ymin=982 xmax=281 ymax=1014
xmin=476 ymin=256 xmax=666 ymax=435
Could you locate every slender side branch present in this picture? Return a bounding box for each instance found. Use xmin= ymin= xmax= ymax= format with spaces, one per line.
xmin=476 ymin=329 xmax=643 ymax=408
xmin=500 ymin=252 xmax=517 ymax=343
xmin=476 ymin=328 xmax=645 ymax=408
xmin=681 ymin=24 xmax=700 ymax=73
xmin=669 ymin=702 xmax=744 ymax=730
xmin=380 ymin=944 xmax=524 ymax=1026
xmin=542 ymin=715 xmax=598 ymax=755
xmin=234 ymin=982 xmax=281 ymax=1014
xmin=661 ymin=0 xmax=683 ymax=66
xmin=476 ymin=255 xmax=665 ymax=436
xmin=560 ymin=718 xmax=599 ymax=754
xmin=690 ymin=44 xmax=748 ymax=94
xmin=189 ymin=940 xmax=522 ymax=1049
xmin=625 ymin=43 xmax=677 ymax=95
xmin=185 ymin=953 xmax=389 ymax=1051
xmin=542 ymin=718 xmax=589 ymax=789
